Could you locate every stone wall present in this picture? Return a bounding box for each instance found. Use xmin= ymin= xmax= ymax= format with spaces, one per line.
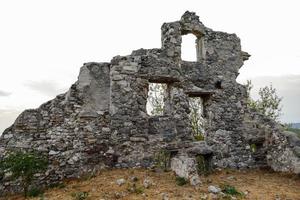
xmin=1 ymin=11 xmax=299 ymax=195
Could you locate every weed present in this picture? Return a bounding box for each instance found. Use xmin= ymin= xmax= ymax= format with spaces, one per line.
xmin=194 ymin=134 xmax=205 ymax=141
xmin=28 ymin=187 xmax=44 ymax=197
xmin=175 ymin=176 xmax=188 ymax=186
xmin=71 ymin=191 xmax=89 ymax=200
xmin=39 ymin=194 xmax=45 ymax=200
xmin=81 ymin=171 xmax=96 ymax=181
xmin=127 ymin=183 xmax=144 ymax=194
xmin=196 ymin=155 xmax=211 ymax=175
xmin=250 ymin=144 xmax=257 ymax=153
xmin=154 ymin=149 xmax=171 ymax=171
xmin=49 ymin=182 xmax=66 ymax=189
xmin=221 ymin=184 xmax=242 ymax=196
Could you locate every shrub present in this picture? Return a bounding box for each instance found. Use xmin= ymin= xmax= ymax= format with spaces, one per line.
xmin=71 ymin=191 xmax=89 ymax=200
xmin=154 ymin=150 xmax=171 ymax=171
xmin=28 ymin=187 xmax=44 ymax=197
xmin=194 ymin=134 xmax=205 ymax=141
xmin=221 ymin=184 xmax=242 ymax=196
xmin=0 ymin=151 xmax=48 ymax=197
xmin=196 ymin=155 xmax=211 ymax=175
xmin=175 ymin=176 xmax=188 ymax=186
xmin=126 ymin=183 xmax=144 ymax=194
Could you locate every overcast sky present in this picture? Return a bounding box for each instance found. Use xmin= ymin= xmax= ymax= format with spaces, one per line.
xmin=0 ymin=0 xmax=300 ymax=133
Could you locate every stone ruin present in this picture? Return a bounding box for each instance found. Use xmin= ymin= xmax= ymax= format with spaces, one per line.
xmin=1 ymin=11 xmax=300 ymax=194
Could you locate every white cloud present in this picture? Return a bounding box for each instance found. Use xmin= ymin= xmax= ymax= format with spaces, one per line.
xmin=24 ymin=80 xmax=67 ymax=97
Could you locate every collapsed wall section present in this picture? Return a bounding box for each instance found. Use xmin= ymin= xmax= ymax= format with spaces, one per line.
xmin=0 ymin=63 xmax=114 ymax=194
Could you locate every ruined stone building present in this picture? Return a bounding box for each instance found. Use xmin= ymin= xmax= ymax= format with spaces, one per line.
xmin=1 ymin=11 xmax=299 ymax=193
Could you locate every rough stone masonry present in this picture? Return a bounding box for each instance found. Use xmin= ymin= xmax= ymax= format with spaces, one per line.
xmin=0 ymin=11 xmax=299 ymax=194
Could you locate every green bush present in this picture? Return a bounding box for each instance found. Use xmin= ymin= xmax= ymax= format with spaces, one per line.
xmin=71 ymin=191 xmax=89 ymax=200
xmin=0 ymin=151 xmax=48 ymax=197
xmin=175 ymin=176 xmax=188 ymax=186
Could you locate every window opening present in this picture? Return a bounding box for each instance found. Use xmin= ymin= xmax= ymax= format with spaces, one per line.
xmin=146 ymin=83 xmax=167 ymax=116
xmin=181 ymin=34 xmax=197 ymax=61
xmin=189 ymin=97 xmax=205 ymax=140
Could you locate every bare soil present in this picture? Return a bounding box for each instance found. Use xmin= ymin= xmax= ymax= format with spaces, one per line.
xmin=3 ymin=168 xmax=300 ymax=200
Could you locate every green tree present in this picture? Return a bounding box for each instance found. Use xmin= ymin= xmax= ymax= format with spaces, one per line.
xmin=0 ymin=151 xmax=48 ymax=197
xmin=246 ymin=80 xmax=282 ymax=121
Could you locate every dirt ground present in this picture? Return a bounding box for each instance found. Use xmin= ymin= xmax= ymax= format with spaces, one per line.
xmin=3 ymin=168 xmax=300 ymax=200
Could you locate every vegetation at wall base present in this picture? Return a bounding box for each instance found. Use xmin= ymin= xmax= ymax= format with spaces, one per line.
xmin=0 ymin=151 xmax=48 ymax=197
xmin=175 ymin=176 xmax=188 ymax=186
xmin=154 ymin=149 xmax=171 ymax=171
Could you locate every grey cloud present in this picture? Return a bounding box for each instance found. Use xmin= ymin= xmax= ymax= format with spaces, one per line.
xmin=24 ymin=80 xmax=67 ymax=97
xmin=248 ymin=75 xmax=300 ymax=123
xmin=0 ymin=90 xmax=11 ymax=97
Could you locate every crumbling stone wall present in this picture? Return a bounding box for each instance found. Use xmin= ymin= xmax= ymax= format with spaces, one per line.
xmin=0 ymin=11 xmax=299 ymax=195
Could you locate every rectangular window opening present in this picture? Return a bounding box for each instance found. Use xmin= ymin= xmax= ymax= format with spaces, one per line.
xmin=189 ymin=97 xmax=206 ymax=141
xmin=146 ymin=83 xmax=167 ymax=116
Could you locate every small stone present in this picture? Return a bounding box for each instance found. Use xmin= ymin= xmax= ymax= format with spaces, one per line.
xmin=49 ymin=150 xmax=59 ymax=155
xmin=3 ymin=134 xmax=13 ymax=139
xmin=161 ymin=192 xmax=169 ymax=200
xmin=200 ymin=193 xmax=208 ymax=200
xmin=208 ymin=185 xmax=221 ymax=194
xmin=143 ymin=178 xmax=153 ymax=188
xmin=190 ymin=175 xmax=201 ymax=186
xmin=226 ymin=175 xmax=236 ymax=180
xmin=208 ymin=193 xmax=218 ymax=200
xmin=116 ymin=178 xmax=126 ymax=186
xmin=114 ymin=192 xmax=122 ymax=199
xmin=106 ymin=147 xmax=115 ymax=155
xmin=130 ymin=176 xmax=138 ymax=182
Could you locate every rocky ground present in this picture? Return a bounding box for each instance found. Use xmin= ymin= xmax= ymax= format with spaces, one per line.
xmin=3 ymin=168 xmax=300 ymax=200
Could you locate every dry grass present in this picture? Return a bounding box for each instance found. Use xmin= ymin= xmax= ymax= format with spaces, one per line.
xmin=3 ymin=168 xmax=300 ymax=200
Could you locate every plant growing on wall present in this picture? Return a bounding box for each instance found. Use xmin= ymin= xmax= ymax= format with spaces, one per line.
xmin=0 ymin=151 xmax=48 ymax=197
xmin=147 ymin=84 xmax=205 ymax=139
